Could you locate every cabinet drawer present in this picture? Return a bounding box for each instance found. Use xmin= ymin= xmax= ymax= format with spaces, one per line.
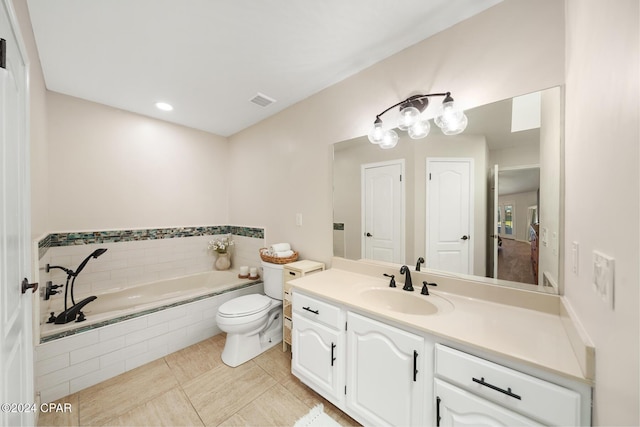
xmin=284 ymin=268 xmax=302 ymax=283
xmin=435 ymin=345 xmax=581 ymax=426
xmin=293 ymin=292 xmax=343 ymax=330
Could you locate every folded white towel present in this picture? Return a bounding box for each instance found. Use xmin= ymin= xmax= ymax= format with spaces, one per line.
xmin=270 ymin=243 xmax=291 ymax=252
xmin=275 ymin=250 xmax=294 ymax=258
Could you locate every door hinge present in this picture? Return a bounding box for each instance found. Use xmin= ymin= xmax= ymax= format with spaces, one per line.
xmin=400 ymin=174 xmax=402 ymax=182
xmin=344 ymin=385 xmax=347 ymax=395
xmin=429 ymin=173 xmax=432 ymax=180
xmin=345 ymin=321 xmax=347 ymax=331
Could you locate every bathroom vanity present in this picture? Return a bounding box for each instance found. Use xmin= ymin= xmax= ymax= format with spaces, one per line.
xmin=290 ymin=258 xmax=593 ymax=426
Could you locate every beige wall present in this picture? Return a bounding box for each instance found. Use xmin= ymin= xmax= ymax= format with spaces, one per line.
xmin=46 ymin=92 xmax=230 ymax=231
xmin=564 ymin=0 xmax=639 ymax=425
xmin=228 ymin=0 xmax=564 ymax=264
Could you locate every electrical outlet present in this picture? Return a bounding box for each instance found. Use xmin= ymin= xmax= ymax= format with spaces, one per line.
xmin=592 ymin=251 xmax=615 ymax=309
xmin=571 ymin=242 xmax=579 ymax=275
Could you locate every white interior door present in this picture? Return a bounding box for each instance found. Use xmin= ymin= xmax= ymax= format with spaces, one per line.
xmin=361 ymin=161 xmax=404 ymax=263
xmin=1 ymin=2 xmax=34 ymax=426
xmin=426 ymin=158 xmax=473 ymax=274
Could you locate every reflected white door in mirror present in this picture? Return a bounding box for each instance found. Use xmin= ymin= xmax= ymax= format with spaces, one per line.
xmin=361 ymin=160 xmax=405 ymax=263
xmin=426 ymin=158 xmax=473 ymax=274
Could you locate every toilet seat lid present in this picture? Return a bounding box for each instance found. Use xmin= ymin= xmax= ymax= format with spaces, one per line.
xmin=218 ymin=294 xmax=271 ymax=317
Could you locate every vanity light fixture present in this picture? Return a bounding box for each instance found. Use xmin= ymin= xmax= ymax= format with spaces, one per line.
xmin=368 ymin=92 xmax=468 ymax=149
xmin=155 ymin=101 xmax=173 ymax=111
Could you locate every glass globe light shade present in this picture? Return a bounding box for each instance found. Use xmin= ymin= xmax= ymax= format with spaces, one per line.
xmin=435 ymin=100 xmax=464 ymax=129
xmin=441 ymin=113 xmax=468 ymax=135
xmin=379 ymin=129 xmax=399 ymax=149
xmin=397 ymin=106 xmax=419 ymax=131
xmin=368 ymin=120 xmax=384 ymax=144
xmin=408 ymin=118 xmax=431 ymax=139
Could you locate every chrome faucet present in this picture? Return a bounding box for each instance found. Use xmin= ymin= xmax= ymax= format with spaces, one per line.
xmin=400 ymin=265 xmax=414 ymax=291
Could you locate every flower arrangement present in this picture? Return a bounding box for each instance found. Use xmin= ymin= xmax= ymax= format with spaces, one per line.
xmin=208 ymin=236 xmax=235 ymax=254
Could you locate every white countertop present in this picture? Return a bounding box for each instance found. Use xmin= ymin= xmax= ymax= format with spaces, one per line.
xmin=289 ymin=264 xmax=592 ymax=384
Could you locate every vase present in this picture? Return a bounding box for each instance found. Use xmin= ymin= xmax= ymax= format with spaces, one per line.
xmin=215 ymin=252 xmax=231 ymax=271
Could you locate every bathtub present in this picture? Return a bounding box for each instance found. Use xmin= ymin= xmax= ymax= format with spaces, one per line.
xmin=40 ymin=270 xmax=260 ymax=342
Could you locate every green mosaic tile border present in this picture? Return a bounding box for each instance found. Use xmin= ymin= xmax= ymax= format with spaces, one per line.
xmin=37 ymin=225 xmax=264 ymax=258
xmin=40 ymin=280 xmax=262 ymax=344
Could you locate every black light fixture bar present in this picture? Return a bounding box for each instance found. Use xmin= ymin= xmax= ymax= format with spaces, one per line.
xmin=373 ymin=92 xmax=452 ymax=122
xmin=368 ymin=91 xmax=467 ymax=149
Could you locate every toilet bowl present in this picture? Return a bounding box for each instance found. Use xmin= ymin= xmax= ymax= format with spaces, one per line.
xmin=216 ymin=261 xmax=284 ymax=367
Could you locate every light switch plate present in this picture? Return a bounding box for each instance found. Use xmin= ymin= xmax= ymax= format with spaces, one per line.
xmin=571 ymin=242 xmax=579 ymax=275
xmin=541 ymin=227 xmax=548 ymax=247
xmin=295 ymin=213 xmax=303 ymax=227
xmin=592 ymin=250 xmax=615 ymax=309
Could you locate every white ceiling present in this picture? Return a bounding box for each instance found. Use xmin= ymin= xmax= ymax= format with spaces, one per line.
xmin=26 ymin=0 xmax=501 ymax=137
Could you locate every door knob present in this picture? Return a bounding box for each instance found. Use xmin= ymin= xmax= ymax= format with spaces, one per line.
xmin=365 ymin=232 xmax=373 ymax=237
xmin=21 ymin=278 xmax=38 ymax=294
xmin=460 ymin=235 xmax=469 ymax=240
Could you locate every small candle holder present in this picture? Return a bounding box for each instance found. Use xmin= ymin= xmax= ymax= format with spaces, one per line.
xmin=238 ymin=266 xmax=249 ymax=279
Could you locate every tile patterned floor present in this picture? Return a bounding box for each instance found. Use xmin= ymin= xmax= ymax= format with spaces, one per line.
xmin=37 ymin=334 xmax=360 ymax=427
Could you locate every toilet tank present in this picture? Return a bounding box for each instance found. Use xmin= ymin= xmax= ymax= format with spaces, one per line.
xmin=261 ymin=261 xmax=283 ymax=300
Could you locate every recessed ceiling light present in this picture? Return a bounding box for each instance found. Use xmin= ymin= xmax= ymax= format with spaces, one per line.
xmin=155 ymin=101 xmax=173 ymax=111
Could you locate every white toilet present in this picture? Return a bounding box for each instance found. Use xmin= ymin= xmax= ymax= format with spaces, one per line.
xmin=216 ymin=261 xmax=283 ymax=367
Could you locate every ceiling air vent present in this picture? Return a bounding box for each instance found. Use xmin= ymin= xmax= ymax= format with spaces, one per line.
xmin=250 ymin=92 xmax=276 ymax=107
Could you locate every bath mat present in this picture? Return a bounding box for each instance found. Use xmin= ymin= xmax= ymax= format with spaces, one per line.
xmin=294 ymin=404 xmax=342 ymax=427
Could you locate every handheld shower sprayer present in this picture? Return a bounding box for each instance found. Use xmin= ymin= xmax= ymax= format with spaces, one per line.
xmin=46 ymin=248 xmax=108 ymax=316
xmin=70 ymin=248 xmax=108 ymax=305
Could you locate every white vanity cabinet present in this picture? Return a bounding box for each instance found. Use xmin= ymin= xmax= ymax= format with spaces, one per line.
xmin=346 ymin=312 xmax=425 ymax=427
xmin=434 ymin=344 xmax=584 ymax=426
xmin=291 ymin=288 xmax=591 ymax=427
xmin=291 ymin=292 xmax=345 ymax=405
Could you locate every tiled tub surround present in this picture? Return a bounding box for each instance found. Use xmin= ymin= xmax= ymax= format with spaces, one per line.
xmin=40 ymin=270 xmax=260 ymax=341
xmin=35 ymin=281 xmax=265 ymax=403
xmin=39 ymin=228 xmax=265 ymax=326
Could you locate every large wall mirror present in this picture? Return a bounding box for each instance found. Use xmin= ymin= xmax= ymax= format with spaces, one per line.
xmin=333 ymin=86 xmax=563 ymax=294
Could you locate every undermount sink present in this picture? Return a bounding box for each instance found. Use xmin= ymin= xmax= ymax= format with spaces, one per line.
xmin=359 ymin=288 xmax=453 ymax=315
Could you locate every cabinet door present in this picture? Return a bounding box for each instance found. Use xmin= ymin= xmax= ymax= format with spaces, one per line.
xmin=435 ymin=379 xmax=543 ymax=427
xmin=291 ymin=313 xmax=344 ymax=403
xmin=346 ymin=312 xmax=424 ymax=427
